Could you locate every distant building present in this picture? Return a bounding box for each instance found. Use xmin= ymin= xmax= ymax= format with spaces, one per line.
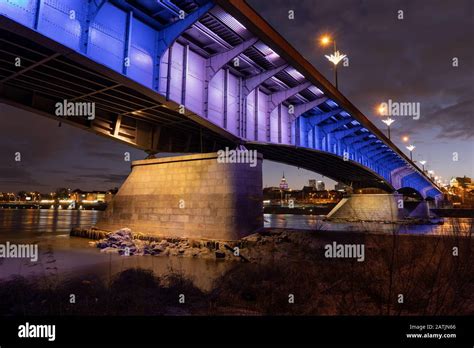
xmin=316 ymin=180 xmax=325 ymax=191
xmin=70 ymin=189 xmax=116 ymax=203
xmin=449 ymin=176 xmax=474 ymax=208
xmin=279 ymin=172 xmax=289 ymax=190
xmin=308 ymin=179 xmax=317 ymax=189
xmin=335 ymin=182 xmax=352 ymax=193
xmin=450 ymin=176 xmax=473 ymax=189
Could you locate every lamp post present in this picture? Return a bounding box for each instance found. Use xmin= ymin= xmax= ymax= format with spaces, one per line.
xmin=381 ymin=117 xmax=395 ymax=140
xmin=419 ymin=160 xmax=426 ymax=172
xmin=406 ymin=144 xmax=415 ymax=161
xmin=320 ymin=35 xmax=346 ymax=89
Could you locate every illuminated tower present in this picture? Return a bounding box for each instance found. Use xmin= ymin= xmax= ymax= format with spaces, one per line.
xmin=279 ymin=172 xmax=289 ymax=190
xmin=279 ymin=172 xmax=288 ymax=206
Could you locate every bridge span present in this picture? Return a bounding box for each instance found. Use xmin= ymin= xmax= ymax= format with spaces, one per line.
xmin=0 ymin=0 xmax=442 ymax=239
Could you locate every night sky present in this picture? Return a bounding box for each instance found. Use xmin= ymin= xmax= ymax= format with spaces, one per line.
xmin=0 ymin=0 xmax=473 ymax=193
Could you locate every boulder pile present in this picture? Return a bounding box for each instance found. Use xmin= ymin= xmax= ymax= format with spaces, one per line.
xmin=95 ymin=228 xmax=244 ymax=260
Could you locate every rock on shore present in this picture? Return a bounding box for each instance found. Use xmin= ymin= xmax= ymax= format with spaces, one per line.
xmin=94 ymin=228 xmax=245 ymax=261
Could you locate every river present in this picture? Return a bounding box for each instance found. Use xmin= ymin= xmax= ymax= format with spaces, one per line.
xmin=0 ymin=209 xmax=472 ymax=289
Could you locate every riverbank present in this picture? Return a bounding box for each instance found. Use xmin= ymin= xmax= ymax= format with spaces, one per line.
xmin=264 ymin=204 xmax=474 ymax=218
xmin=2 ymin=226 xmax=472 ymax=315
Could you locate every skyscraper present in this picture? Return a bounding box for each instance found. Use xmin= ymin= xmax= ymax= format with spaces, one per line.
xmin=316 ymin=180 xmax=325 ymax=191
xmin=279 ymin=172 xmax=289 ymax=190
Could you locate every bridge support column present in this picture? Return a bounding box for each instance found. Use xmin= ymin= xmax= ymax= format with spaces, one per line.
xmin=96 ymin=153 xmax=263 ymax=240
xmin=326 ymin=194 xmax=408 ymax=222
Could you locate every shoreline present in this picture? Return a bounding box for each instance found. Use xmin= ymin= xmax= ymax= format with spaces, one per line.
xmin=1 ymin=226 xmax=472 ymax=315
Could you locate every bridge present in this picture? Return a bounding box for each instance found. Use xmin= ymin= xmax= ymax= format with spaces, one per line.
xmin=0 ymin=0 xmax=442 ymax=239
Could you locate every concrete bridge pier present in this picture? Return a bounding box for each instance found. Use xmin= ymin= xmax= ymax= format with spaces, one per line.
xmin=326 ymin=193 xmax=408 ymax=222
xmin=96 ymin=153 xmax=263 ymax=241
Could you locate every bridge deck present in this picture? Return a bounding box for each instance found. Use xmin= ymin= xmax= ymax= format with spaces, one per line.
xmin=0 ymin=0 xmax=441 ymax=198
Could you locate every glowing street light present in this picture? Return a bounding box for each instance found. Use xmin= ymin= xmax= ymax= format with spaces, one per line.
xmin=419 ymin=160 xmax=426 ymax=172
xmin=406 ymin=144 xmax=415 ymax=161
xmin=377 ymin=104 xmax=387 ymax=116
xmin=381 ymin=117 xmax=395 ymax=139
xmin=320 ymin=35 xmax=346 ymax=89
xmin=402 ymin=135 xmax=409 ymax=143
xmin=320 ymin=35 xmax=331 ymax=46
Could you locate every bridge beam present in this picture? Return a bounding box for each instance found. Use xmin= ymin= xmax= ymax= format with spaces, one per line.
xmin=332 ymin=125 xmax=362 ymax=140
xmin=268 ymin=82 xmax=311 ymax=112
xmin=297 ymin=108 xmax=341 ymax=147
xmin=33 ymin=0 xmax=45 ymax=30
xmin=242 ymin=64 xmax=288 ymax=97
xmin=342 ymin=131 xmax=369 ymax=145
xmin=267 ymin=81 xmax=311 ymax=141
xmin=366 ymin=147 xmax=389 ymax=159
xmin=154 ymin=2 xmax=214 ymax=90
xmin=204 ymin=37 xmax=259 ymax=117
xmin=391 ymin=166 xmax=413 ymax=189
xmin=332 ymin=126 xmax=363 ymax=157
xmin=122 ymin=11 xmax=133 ymax=75
xmin=371 ymin=150 xmax=392 ymax=162
xmin=306 ymin=108 xmax=342 ymax=127
xmin=292 ymin=96 xmax=328 ymax=118
xmin=321 ymin=117 xmax=353 ymax=134
xmin=352 ymin=139 xmax=379 ymax=151
xmin=206 ymin=38 xmax=259 ymax=81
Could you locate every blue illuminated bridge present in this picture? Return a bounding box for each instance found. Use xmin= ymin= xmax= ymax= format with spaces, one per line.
xmin=0 ymin=0 xmax=442 ymax=199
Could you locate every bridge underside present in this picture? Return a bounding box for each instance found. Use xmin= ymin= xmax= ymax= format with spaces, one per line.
xmin=0 ymin=22 xmax=235 ymax=154
xmin=0 ymin=19 xmax=393 ymax=191
xmin=246 ymin=143 xmax=392 ymax=191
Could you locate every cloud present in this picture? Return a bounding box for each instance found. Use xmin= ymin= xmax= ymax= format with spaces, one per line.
xmin=421 ymin=98 xmax=474 ymax=139
xmin=0 ymin=165 xmax=46 ymax=189
xmin=77 ymin=173 xmax=128 ymax=184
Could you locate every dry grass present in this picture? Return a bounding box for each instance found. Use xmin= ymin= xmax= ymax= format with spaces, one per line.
xmin=1 ymin=223 xmax=472 ymax=316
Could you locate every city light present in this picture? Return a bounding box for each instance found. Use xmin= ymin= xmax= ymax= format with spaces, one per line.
xmin=381 ymin=118 xmax=395 ymax=127
xmin=381 ymin=117 xmax=395 ymax=139
xmin=402 ymin=135 xmax=409 ymax=143
xmin=319 ymin=34 xmax=346 ymax=89
xmin=325 ymin=51 xmax=347 ymax=66
xmin=320 ymin=35 xmax=331 ymax=46
xmin=377 ymin=104 xmax=386 ymax=115
xmin=406 ymin=144 xmax=415 ymax=161
xmin=419 ymin=160 xmax=427 ymax=171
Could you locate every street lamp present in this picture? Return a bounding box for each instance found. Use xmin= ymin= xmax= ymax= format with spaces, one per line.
xmin=402 ymin=135 xmax=410 ymax=143
xmin=419 ymin=160 xmax=426 ymax=172
xmin=406 ymin=144 xmax=415 ymax=161
xmin=320 ymin=35 xmax=346 ymax=89
xmin=381 ymin=117 xmax=395 ymax=140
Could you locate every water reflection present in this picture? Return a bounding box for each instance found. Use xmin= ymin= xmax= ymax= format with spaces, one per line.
xmin=0 ymin=209 xmax=231 ymax=289
xmin=0 ymin=210 xmax=472 ymax=289
xmin=263 ymin=214 xmax=473 ymax=236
